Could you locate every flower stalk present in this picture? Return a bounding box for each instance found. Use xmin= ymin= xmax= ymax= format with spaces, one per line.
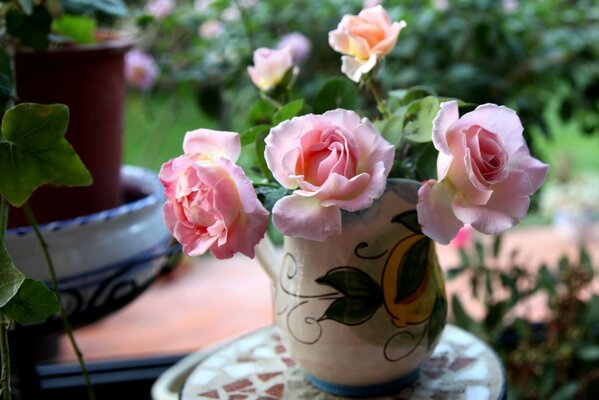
xmin=21 ymin=203 xmax=96 ymax=400
xmin=365 ymin=78 xmax=391 ymax=119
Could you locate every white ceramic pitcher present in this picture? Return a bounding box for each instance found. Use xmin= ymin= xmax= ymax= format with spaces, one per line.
xmin=255 ymin=179 xmax=447 ymax=397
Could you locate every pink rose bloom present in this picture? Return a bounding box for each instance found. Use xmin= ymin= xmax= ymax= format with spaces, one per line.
xmin=277 ymin=32 xmax=312 ymax=63
xmin=328 ymin=5 xmax=406 ymax=82
xmin=160 ymin=129 xmax=269 ymax=259
xmin=417 ymin=101 xmax=548 ymax=244
xmin=265 ymin=109 xmax=395 ymax=241
xmin=247 ymin=47 xmax=296 ymax=92
xmin=124 ymin=49 xmax=159 ymax=90
xmin=146 ymin=0 xmax=175 ymax=20
xmin=449 ymin=225 xmax=473 ymax=249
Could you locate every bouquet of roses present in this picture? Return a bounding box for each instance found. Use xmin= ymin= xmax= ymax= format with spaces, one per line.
xmin=159 ymin=5 xmax=548 ymax=259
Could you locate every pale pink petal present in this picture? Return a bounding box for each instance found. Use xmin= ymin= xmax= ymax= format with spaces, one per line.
xmin=328 ymin=27 xmax=350 ymax=54
xmin=453 ymin=104 xmax=524 ymax=155
xmin=510 ymin=145 xmax=549 ymax=193
xmin=452 ymin=170 xmax=532 ymax=234
xmin=272 ymin=195 xmax=341 ymax=241
xmin=183 ymin=129 xmax=241 ymax=161
xmin=319 ymin=163 xmax=386 ymax=211
xmin=433 ymin=101 xmax=459 ymax=156
xmin=341 ymin=54 xmax=377 ymax=82
xmin=417 ymin=179 xmax=463 ymax=244
xmin=210 ymin=203 xmax=269 ymax=259
xmin=358 ymin=5 xmax=391 ymax=27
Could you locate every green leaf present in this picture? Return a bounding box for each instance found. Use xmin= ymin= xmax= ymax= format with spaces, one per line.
xmin=240 ymin=124 xmax=270 ymax=146
xmin=320 ymin=296 xmax=382 ymax=326
xmin=492 ymin=234 xmax=502 ymax=258
xmin=0 ymin=103 xmax=93 ymax=207
xmin=483 ymin=300 xmax=508 ymax=331
xmin=0 ymin=74 xmax=12 ymax=112
xmin=391 ymin=210 xmax=422 ymax=234
xmin=577 ymin=345 xmax=599 ymax=362
xmin=6 ymin=5 xmax=52 ymax=51
xmin=313 ymin=77 xmax=359 ymax=114
xmin=51 ymin=15 xmax=96 ymax=45
xmin=394 ymin=236 xmax=430 ymax=303
xmin=403 ymin=96 xmax=440 ymax=143
xmin=451 ymin=295 xmax=482 ymax=335
xmin=427 ymin=296 xmax=447 ymax=349
xmin=17 ymin=0 xmax=34 ymax=15
xmin=388 ymin=86 xmax=436 ymax=110
xmin=272 ymin=99 xmax=304 ymax=126
xmin=548 ymin=382 xmax=579 ymax=400
xmin=0 ymin=278 xmax=60 ymax=324
xmin=255 ymin=186 xmax=289 ymax=212
xmin=316 ymin=267 xmax=382 ymax=298
xmin=62 ymin=0 xmax=129 ymax=17
xmin=254 ymin=129 xmax=273 ymax=182
xmin=475 ymin=240 xmax=485 ymax=265
xmin=0 ymin=241 xmax=25 ymax=308
xmin=380 ymin=114 xmax=405 ymax=147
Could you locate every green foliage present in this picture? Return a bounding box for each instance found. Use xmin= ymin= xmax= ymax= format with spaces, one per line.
xmin=0 ymin=241 xmax=25 ymax=309
xmin=448 ymin=236 xmax=599 ymax=399
xmin=0 ymin=103 xmax=92 ymax=207
xmin=51 ymin=14 xmax=96 ymax=45
xmin=0 ymin=278 xmax=60 ymax=324
xmin=5 ymin=5 xmax=52 ymax=51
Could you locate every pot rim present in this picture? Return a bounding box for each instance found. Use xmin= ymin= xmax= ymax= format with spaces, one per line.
xmin=6 ymin=165 xmax=163 ymax=237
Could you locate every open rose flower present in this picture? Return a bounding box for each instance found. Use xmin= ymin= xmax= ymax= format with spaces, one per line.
xmin=160 ymin=129 xmax=269 ymax=259
xmin=247 ymin=47 xmax=296 ymax=92
xmin=328 ymin=5 xmax=406 ymax=82
xmin=417 ymin=101 xmax=549 ymax=244
xmin=265 ymin=109 xmax=395 ymax=241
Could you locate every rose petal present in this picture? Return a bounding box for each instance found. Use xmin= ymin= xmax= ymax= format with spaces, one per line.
xmin=453 ymin=104 xmax=524 ymax=155
xmin=510 ymin=145 xmax=549 ymax=193
xmin=183 ymin=129 xmax=241 ymax=162
xmin=341 ymin=54 xmax=377 ymax=82
xmin=272 ymin=195 xmax=342 ymax=241
xmin=433 ymin=101 xmax=460 ymax=156
xmin=452 ymin=170 xmax=532 ymax=234
xmin=417 ymin=179 xmax=463 ymax=244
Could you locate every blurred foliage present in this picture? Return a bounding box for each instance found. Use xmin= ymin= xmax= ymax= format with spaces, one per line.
xmin=448 ymin=235 xmax=599 ymax=399
xmin=137 ymin=0 xmax=599 ymax=152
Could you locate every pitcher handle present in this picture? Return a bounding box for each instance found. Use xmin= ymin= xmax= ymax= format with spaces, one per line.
xmin=254 ymin=235 xmax=279 ymax=283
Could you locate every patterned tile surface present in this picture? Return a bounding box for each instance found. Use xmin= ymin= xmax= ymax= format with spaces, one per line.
xmin=180 ymin=325 xmax=505 ymax=399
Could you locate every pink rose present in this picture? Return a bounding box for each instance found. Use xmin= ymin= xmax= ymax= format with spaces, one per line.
xmin=247 ymin=47 xmax=296 ymax=92
xmin=146 ymin=0 xmax=175 ymax=20
xmin=417 ymin=101 xmax=548 ymax=244
xmin=277 ymin=32 xmax=312 ymax=64
xmin=265 ymin=109 xmax=395 ymax=241
xmin=160 ymin=129 xmax=269 ymax=259
xmin=328 ymin=5 xmax=406 ymax=82
xmin=124 ymin=49 xmax=159 ymax=90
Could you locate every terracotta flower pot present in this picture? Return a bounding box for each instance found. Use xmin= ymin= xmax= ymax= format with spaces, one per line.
xmin=8 ymin=34 xmax=135 ymax=228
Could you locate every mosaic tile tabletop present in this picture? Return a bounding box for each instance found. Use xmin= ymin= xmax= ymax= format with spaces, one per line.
xmin=179 ymin=324 xmax=506 ymax=399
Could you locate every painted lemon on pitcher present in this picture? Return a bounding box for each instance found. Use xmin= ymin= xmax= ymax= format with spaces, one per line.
xmin=382 ymin=233 xmax=447 ymax=328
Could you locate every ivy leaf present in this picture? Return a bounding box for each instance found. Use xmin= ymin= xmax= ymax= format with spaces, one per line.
xmin=380 ymin=114 xmax=404 ymax=146
xmin=388 ymin=86 xmax=436 ymax=111
xmin=272 ymin=99 xmax=304 ymax=126
xmin=394 ymin=236 xmax=430 ymax=303
xmin=5 ymin=5 xmax=52 ymax=51
xmin=313 ymin=77 xmax=359 ymax=114
xmin=316 ymin=267 xmax=382 ymax=298
xmin=0 ymin=241 xmax=25 ymax=308
xmin=0 ymin=103 xmax=93 ymax=207
xmin=320 ymin=296 xmax=382 ymax=326
xmin=427 ymin=296 xmax=447 ymax=349
xmin=51 ymin=15 xmax=96 ymax=45
xmin=391 ymin=210 xmax=422 ymax=234
xmin=0 ymin=278 xmax=60 ymax=324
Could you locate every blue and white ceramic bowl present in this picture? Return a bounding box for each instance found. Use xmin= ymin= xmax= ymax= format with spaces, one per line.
xmin=5 ymin=165 xmax=180 ymax=331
